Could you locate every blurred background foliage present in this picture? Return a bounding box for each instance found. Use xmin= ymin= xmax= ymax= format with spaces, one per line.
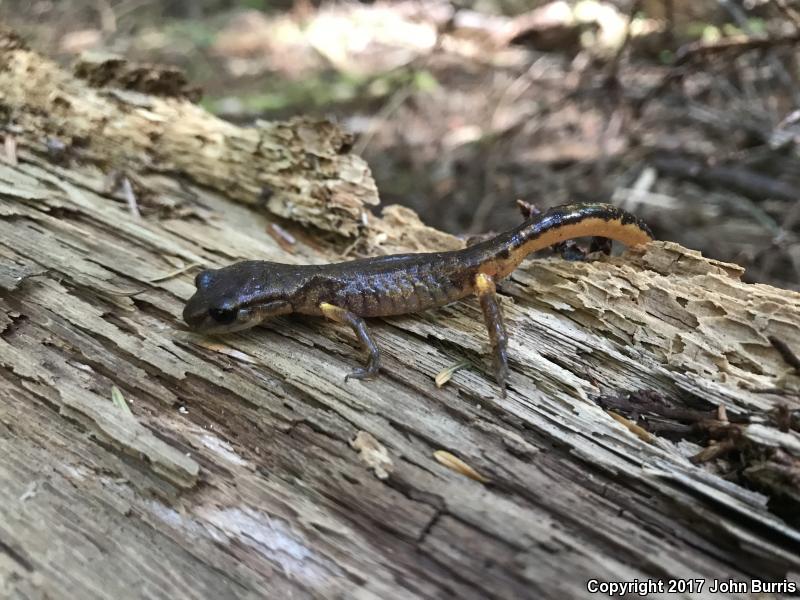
xmin=1 ymin=0 xmax=799 ymax=289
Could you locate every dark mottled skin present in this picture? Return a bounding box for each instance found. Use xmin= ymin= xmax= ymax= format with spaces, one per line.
xmin=183 ymin=203 xmax=653 ymax=394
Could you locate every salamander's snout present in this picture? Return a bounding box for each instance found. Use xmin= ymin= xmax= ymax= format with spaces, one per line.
xmin=183 ymin=268 xmax=225 ymax=331
xmin=182 ymin=292 xmax=207 ymax=330
xmin=181 ymin=263 xmax=294 ymax=334
xmin=182 ymin=271 xmax=255 ymax=334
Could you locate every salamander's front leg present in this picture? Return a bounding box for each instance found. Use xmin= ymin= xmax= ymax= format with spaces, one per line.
xmin=475 ymin=273 xmax=509 ymax=396
xmin=320 ymin=302 xmax=381 ymax=381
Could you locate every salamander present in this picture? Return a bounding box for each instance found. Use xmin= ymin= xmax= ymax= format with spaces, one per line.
xmin=183 ymin=202 xmax=653 ymax=395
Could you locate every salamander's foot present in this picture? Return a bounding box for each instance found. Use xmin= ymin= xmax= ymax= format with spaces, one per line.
xmin=344 ymin=357 xmax=380 ymax=382
xmin=319 ymin=302 xmax=383 ymax=384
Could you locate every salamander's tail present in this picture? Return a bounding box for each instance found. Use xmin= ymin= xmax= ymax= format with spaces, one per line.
xmin=474 ymin=203 xmax=654 ymax=279
xmin=513 ymin=202 xmax=652 ymax=257
xmin=526 ymin=203 xmax=652 ymax=250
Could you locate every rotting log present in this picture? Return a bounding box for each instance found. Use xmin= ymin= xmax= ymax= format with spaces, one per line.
xmin=0 ymin=34 xmax=377 ymax=237
xmin=1 ymin=28 xmax=800 ymax=600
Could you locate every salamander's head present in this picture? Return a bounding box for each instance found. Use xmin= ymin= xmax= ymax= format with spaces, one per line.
xmin=183 ymin=262 xmax=293 ymax=334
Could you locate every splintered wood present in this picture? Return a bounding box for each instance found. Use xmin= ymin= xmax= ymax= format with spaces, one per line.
xmin=0 ymin=29 xmax=378 ymax=236
xmin=1 ymin=26 xmax=799 ymax=600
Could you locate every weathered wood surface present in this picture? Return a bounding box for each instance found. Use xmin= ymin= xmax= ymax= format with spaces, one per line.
xmin=0 ymin=32 xmax=377 ymax=236
xmin=1 ymin=29 xmax=800 ymax=600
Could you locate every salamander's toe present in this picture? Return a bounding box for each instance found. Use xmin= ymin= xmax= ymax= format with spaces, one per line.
xmin=494 ymin=362 xmax=508 ymax=398
xmin=345 ymin=369 xmax=362 ymax=382
xmin=345 ymin=368 xmax=370 ymax=382
xmin=344 ymin=357 xmax=380 ymax=382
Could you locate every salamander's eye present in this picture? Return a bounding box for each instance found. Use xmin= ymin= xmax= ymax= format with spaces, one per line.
xmin=209 ymin=307 xmax=238 ymax=324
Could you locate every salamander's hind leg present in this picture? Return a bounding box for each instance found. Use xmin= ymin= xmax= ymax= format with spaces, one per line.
xmin=320 ymin=302 xmax=381 ymax=381
xmin=475 ymin=273 xmax=509 ymax=397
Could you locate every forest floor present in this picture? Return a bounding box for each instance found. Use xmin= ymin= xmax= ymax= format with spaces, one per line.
xmin=3 ymin=0 xmax=800 ymax=290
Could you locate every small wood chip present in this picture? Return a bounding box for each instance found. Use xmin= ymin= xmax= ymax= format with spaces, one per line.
xmin=350 ymin=431 xmax=393 ymax=480
xmin=19 ymin=481 xmax=38 ymax=502
xmin=4 ymin=134 xmax=18 ymax=165
xmin=102 ymin=285 xmax=147 ymax=297
xmin=435 ymin=360 xmax=470 ymax=388
xmin=121 ymin=176 xmax=140 ymax=220
xmin=110 ymin=385 xmax=133 ymax=417
xmin=690 ymin=439 xmax=735 ymax=464
xmin=433 ymin=450 xmax=490 ymax=483
xmin=189 ymin=339 xmax=259 ymax=364
xmin=267 ymin=223 xmax=297 ymax=253
xmin=607 ymin=410 xmax=654 ymax=443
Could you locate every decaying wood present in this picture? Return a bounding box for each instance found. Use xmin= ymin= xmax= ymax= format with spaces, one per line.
xmin=0 ymin=30 xmax=377 ymax=237
xmin=1 ymin=28 xmax=800 ymax=600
